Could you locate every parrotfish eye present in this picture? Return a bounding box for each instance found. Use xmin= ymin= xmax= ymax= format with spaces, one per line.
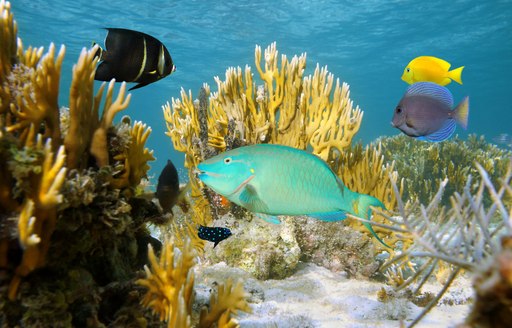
xmin=224 ymin=157 xmax=232 ymax=164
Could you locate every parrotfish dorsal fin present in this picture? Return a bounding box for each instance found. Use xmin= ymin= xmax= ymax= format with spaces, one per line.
xmin=406 ymin=82 xmax=454 ymax=108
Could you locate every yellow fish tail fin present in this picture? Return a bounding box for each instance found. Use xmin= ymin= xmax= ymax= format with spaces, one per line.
xmin=454 ymin=96 xmax=470 ymax=130
xmin=448 ymin=66 xmax=464 ymax=84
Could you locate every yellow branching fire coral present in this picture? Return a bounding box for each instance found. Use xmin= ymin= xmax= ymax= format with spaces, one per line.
xmin=110 ymin=120 xmax=155 ymax=189
xmin=6 ymin=43 xmax=65 ymax=150
xmin=199 ymin=278 xmax=252 ymax=328
xmin=1 ymin=1 xmax=155 ymax=305
xmin=9 ymin=135 xmax=67 ymax=300
xmin=137 ymin=238 xmax=196 ymax=327
xmin=164 ymin=42 xmax=401 ymax=245
xmin=137 ymin=238 xmax=252 ymax=328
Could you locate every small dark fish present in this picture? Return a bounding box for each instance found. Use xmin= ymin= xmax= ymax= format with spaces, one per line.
xmin=197 ymin=225 xmax=232 ymax=248
xmin=156 ymin=159 xmax=180 ymax=214
xmin=94 ymin=28 xmax=175 ymax=90
xmin=391 ymin=82 xmax=469 ymax=142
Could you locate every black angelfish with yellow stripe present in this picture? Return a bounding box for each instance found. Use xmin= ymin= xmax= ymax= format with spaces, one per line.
xmin=94 ymin=28 xmax=175 ymax=90
xmin=197 ymin=225 xmax=232 ymax=248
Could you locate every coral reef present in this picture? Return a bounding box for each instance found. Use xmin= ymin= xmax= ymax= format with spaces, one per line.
xmin=204 ymin=215 xmax=301 ymax=280
xmin=137 ymin=238 xmax=252 ymax=327
xmin=377 ymin=134 xmax=512 ymax=206
xmin=1 ymin=4 xmax=253 ymax=327
xmin=377 ymin=157 xmax=512 ymax=327
xmin=164 ymin=42 xmax=402 ymax=251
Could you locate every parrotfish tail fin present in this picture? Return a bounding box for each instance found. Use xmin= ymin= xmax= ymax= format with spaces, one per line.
xmin=448 ymin=66 xmax=464 ymax=84
xmin=420 ymin=119 xmax=456 ymax=142
xmin=454 ymin=96 xmax=469 ymax=130
xmin=355 ymin=194 xmax=391 ymax=248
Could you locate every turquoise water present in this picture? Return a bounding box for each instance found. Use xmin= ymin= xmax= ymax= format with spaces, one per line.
xmin=11 ymin=0 xmax=512 ymax=185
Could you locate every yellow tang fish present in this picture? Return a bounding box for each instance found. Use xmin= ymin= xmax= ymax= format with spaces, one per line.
xmin=401 ymin=56 xmax=464 ymax=86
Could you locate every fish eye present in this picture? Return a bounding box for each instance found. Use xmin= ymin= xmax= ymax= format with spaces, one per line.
xmin=224 ymin=157 xmax=232 ymax=164
xmin=395 ymin=106 xmax=402 ymax=114
xmin=406 ymin=67 xmax=410 ymax=72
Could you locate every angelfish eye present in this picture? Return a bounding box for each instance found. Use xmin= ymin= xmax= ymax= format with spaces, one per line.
xmin=224 ymin=157 xmax=232 ymax=164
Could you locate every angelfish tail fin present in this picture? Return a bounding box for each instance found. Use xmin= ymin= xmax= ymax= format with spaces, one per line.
xmin=355 ymin=194 xmax=391 ymax=248
xmin=448 ymin=66 xmax=464 ymax=85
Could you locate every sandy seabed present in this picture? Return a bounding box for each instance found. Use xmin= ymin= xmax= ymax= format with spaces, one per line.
xmin=195 ymin=262 xmax=472 ymax=328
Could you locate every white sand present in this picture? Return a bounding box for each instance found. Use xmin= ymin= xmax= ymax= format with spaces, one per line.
xmin=195 ymin=262 xmax=472 ymax=328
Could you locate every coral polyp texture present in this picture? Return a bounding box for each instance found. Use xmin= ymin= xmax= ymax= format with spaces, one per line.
xmin=164 ymin=42 xmax=401 ymax=247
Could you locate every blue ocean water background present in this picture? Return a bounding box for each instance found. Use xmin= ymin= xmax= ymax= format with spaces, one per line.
xmin=11 ymin=0 xmax=512 ymax=187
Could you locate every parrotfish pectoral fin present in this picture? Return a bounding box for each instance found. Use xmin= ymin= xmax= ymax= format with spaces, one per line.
xmin=309 ymin=211 xmax=347 ymax=222
xmin=254 ymin=213 xmax=281 ymax=224
xmin=420 ymin=119 xmax=456 ymax=142
xmin=239 ymin=184 xmax=270 ymax=213
xmin=355 ymin=194 xmax=391 ymax=248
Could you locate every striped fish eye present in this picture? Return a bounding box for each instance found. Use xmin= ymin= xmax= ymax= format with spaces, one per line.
xmin=224 ymin=157 xmax=232 ymax=164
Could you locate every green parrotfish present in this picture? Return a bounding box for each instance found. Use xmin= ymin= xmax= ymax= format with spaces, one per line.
xmin=197 ymin=144 xmax=390 ymax=247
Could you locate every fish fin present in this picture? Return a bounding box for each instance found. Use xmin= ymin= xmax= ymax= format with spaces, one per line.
xmin=421 ymin=119 xmax=456 ymax=142
xmin=95 ymin=62 xmax=115 ymax=81
xmin=309 ymin=211 xmax=347 ymax=222
xmin=254 ymin=213 xmax=281 ymax=224
xmin=423 ymin=56 xmax=451 ymax=71
xmin=406 ymin=82 xmax=454 ymax=108
xmin=239 ymin=184 xmax=269 ymax=212
xmin=213 ymin=241 xmax=219 ymax=248
xmin=353 ymin=194 xmax=391 ymax=248
xmin=129 ymin=82 xmax=151 ymax=90
xmin=448 ymin=66 xmax=464 ymax=85
xmin=91 ymin=42 xmax=104 ymax=60
xmin=453 ymin=96 xmax=469 ymax=130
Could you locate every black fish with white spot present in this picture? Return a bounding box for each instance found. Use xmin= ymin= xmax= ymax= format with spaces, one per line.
xmin=197 ymin=225 xmax=232 ymax=248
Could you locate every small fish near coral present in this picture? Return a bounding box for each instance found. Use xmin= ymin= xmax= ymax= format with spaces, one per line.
xmin=156 ymin=159 xmax=189 ymax=214
xmin=401 ymin=56 xmax=464 ymax=86
xmin=391 ymin=82 xmax=469 ymax=142
xmin=197 ymin=225 xmax=232 ymax=248
xmin=93 ymin=28 xmax=175 ymax=90
xmin=197 ymin=144 xmax=390 ymax=247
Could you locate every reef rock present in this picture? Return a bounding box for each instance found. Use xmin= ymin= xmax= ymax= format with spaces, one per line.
xmin=293 ymin=217 xmax=380 ymax=278
xmin=204 ymin=213 xmax=301 ymax=280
